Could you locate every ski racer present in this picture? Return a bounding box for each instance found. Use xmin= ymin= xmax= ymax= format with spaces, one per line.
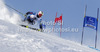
xmin=24 ymin=11 xmax=44 ymax=31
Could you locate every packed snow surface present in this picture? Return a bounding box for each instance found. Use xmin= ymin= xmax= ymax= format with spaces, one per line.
xmin=0 ymin=0 xmax=99 ymax=52
xmin=0 ymin=20 xmax=98 ymax=52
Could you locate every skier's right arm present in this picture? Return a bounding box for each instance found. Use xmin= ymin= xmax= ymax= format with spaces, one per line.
xmin=24 ymin=12 xmax=33 ymax=21
xmin=26 ymin=12 xmax=30 ymax=15
xmin=24 ymin=12 xmax=32 ymax=17
xmin=24 ymin=12 xmax=30 ymax=21
xmin=26 ymin=12 xmax=33 ymax=15
xmin=24 ymin=12 xmax=31 ymax=21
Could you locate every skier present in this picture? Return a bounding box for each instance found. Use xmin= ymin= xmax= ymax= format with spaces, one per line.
xmin=24 ymin=11 xmax=43 ymax=24
xmin=24 ymin=11 xmax=44 ymax=31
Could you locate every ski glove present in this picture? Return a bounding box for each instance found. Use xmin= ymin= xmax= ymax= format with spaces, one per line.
xmin=24 ymin=14 xmax=27 ymax=17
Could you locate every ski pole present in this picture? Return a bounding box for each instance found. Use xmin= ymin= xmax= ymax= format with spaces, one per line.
xmin=5 ymin=4 xmax=25 ymax=16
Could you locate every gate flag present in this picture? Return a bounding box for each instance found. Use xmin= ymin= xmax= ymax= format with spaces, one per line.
xmin=54 ymin=15 xmax=62 ymax=23
xmin=83 ymin=16 xmax=98 ymax=30
xmin=53 ymin=12 xmax=62 ymax=37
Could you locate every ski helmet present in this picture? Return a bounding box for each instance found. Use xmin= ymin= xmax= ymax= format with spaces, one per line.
xmin=38 ymin=11 xmax=43 ymax=17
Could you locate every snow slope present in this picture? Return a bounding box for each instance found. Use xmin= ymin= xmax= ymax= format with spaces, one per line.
xmin=0 ymin=20 xmax=98 ymax=52
xmin=0 ymin=0 xmax=99 ymax=52
xmin=0 ymin=0 xmax=21 ymax=24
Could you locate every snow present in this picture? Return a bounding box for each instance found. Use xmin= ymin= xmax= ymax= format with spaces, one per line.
xmin=0 ymin=0 xmax=21 ymax=24
xmin=0 ymin=19 xmax=98 ymax=52
xmin=0 ymin=0 xmax=99 ymax=52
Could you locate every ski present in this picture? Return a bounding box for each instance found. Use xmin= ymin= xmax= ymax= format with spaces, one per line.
xmin=20 ymin=25 xmax=41 ymax=31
